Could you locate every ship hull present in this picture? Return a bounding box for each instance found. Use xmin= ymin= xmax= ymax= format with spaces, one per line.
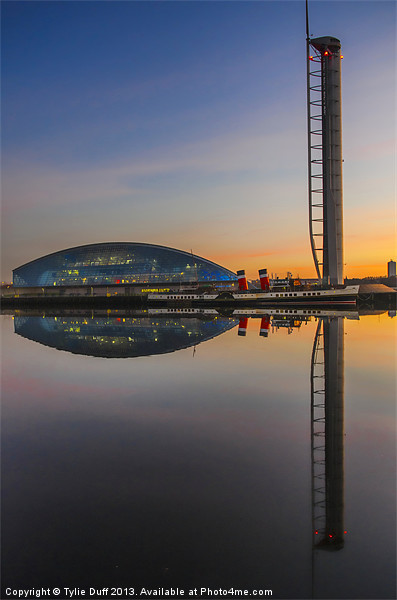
xmin=148 ymin=286 xmax=359 ymax=306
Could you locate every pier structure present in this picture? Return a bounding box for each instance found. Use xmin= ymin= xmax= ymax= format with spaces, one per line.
xmin=307 ymin=28 xmax=344 ymax=286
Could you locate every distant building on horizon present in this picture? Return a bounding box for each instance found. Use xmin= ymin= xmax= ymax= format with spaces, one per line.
xmin=387 ymin=260 xmax=396 ymax=278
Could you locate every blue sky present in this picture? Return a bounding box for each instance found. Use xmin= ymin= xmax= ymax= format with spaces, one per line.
xmin=1 ymin=0 xmax=396 ymax=280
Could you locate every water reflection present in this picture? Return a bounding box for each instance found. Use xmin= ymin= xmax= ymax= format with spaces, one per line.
xmin=13 ymin=311 xmax=238 ymax=358
xmin=12 ymin=309 xmax=351 ymax=561
xmin=13 ymin=307 xmax=359 ymax=358
xmin=2 ymin=309 xmax=395 ymax=599
xmin=311 ymin=317 xmax=345 ymax=553
xmin=310 ymin=318 xmax=348 ymax=600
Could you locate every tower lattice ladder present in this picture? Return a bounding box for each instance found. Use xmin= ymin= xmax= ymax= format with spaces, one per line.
xmin=307 ymin=44 xmax=325 ymax=282
xmin=311 ymin=318 xmax=327 ymax=544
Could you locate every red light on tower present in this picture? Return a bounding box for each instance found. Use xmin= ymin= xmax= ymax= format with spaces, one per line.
xmin=324 ymin=50 xmax=329 ymax=56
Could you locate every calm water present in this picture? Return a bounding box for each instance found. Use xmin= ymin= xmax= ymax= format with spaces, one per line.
xmin=1 ymin=309 xmax=396 ymax=600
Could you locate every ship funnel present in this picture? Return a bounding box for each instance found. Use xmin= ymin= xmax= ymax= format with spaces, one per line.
xmin=237 ymin=270 xmax=248 ymax=291
xmin=259 ymin=268 xmax=270 ymax=291
xmin=238 ymin=318 xmax=248 ymax=337
xmin=259 ymin=316 xmax=271 ymax=337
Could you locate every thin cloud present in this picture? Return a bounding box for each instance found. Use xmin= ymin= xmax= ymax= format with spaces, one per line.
xmin=3 ymin=126 xmax=305 ymax=213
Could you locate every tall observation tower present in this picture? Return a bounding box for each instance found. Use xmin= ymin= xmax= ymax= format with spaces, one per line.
xmin=307 ymin=23 xmax=344 ymax=285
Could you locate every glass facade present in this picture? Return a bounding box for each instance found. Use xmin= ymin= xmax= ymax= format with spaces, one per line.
xmin=13 ymin=243 xmax=237 ymax=287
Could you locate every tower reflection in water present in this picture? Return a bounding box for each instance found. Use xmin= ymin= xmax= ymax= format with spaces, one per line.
xmin=233 ymin=310 xmax=348 ymax=561
xmin=311 ymin=316 xmax=345 ymax=551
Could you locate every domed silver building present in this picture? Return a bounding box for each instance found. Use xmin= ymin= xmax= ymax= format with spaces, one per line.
xmin=13 ymin=242 xmax=237 ymax=289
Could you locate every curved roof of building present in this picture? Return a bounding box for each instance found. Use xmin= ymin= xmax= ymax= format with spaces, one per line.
xmin=14 ymin=242 xmax=232 ymax=271
xmin=13 ymin=242 xmax=236 ymax=287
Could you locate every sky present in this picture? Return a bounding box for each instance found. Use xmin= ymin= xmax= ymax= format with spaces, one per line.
xmin=1 ymin=0 xmax=396 ymax=281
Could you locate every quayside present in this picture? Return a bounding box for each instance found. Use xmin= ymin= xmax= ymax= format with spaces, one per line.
xmin=1 ymin=284 xmax=396 ymax=311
